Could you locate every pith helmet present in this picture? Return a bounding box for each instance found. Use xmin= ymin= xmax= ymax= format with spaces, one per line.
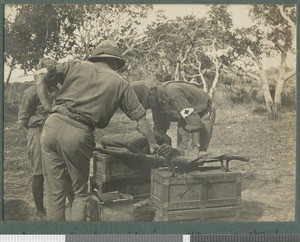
xmin=88 ymin=40 xmax=125 ymax=69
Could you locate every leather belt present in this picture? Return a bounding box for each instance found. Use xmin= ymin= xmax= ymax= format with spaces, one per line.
xmin=56 ymin=106 xmax=95 ymax=129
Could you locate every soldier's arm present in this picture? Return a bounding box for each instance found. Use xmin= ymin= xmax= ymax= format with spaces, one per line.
xmin=152 ymin=107 xmax=170 ymax=134
xmin=34 ymin=68 xmax=52 ymax=112
xmin=120 ymin=84 xmax=159 ymax=154
xmin=18 ymin=88 xmax=36 ymax=129
xmin=168 ymin=89 xmax=209 ymax=151
xmin=34 ymin=61 xmax=70 ymax=112
xmin=136 ymin=115 xmax=159 ymax=154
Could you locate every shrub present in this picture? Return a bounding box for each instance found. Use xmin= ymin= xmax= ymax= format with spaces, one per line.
xmin=252 ymin=105 xmax=268 ymax=114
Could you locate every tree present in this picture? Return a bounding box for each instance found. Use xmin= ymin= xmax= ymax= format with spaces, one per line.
xmin=135 ymin=5 xmax=235 ymax=98
xmin=5 ymin=5 xmax=60 ymax=72
xmin=4 ymin=4 xmax=84 ymax=83
xmin=227 ymin=5 xmax=296 ymax=117
xmin=58 ymin=4 xmax=153 ymax=61
xmin=4 ymin=4 xmax=153 ymax=83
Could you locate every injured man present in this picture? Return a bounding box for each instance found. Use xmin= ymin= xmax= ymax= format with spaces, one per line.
xmin=100 ymin=130 xmax=180 ymax=158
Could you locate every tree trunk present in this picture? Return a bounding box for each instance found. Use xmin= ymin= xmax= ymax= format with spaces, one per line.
xmin=274 ymin=51 xmax=287 ymax=114
xmin=247 ymin=47 xmax=275 ymax=116
xmin=181 ymin=70 xmax=187 ymax=82
xmin=174 ymin=61 xmax=180 ymax=81
xmin=5 ymin=66 xmax=13 ymax=85
xmin=208 ymin=61 xmax=221 ymax=98
xmin=199 ymin=71 xmax=208 ymax=92
xmin=260 ymin=68 xmax=275 ymax=116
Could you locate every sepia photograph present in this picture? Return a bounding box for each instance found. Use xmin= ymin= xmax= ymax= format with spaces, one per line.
xmin=3 ymin=4 xmax=296 ymax=223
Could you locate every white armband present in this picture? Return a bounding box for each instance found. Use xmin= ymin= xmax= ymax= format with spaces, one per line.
xmin=180 ymin=107 xmax=194 ymax=118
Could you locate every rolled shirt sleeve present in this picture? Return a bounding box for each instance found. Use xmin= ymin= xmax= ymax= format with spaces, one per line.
xmin=120 ymin=84 xmax=146 ymax=121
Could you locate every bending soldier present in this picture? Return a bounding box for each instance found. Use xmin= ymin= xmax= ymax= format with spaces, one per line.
xmin=101 ymin=80 xmax=216 ymax=158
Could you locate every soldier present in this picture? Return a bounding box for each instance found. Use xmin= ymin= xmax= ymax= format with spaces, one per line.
xmin=34 ymin=40 xmax=159 ymax=221
xmin=101 ymin=80 xmax=216 ymax=158
xmin=18 ymin=58 xmax=74 ymax=220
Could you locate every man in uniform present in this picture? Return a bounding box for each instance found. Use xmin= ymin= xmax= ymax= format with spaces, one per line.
xmin=34 ymin=40 xmax=159 ymax=221
xmin=18 ymin=58 xmax=73 ymax=220
xmin=101 ymin=80 xmax=216 ymax=158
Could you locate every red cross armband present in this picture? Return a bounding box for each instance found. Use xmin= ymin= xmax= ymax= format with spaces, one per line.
xmin=180 ymin=107 xmax=194 ymax=118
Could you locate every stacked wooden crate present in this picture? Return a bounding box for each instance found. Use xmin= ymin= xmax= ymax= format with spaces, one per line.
xmin=150 ymin=169 xmax=242 ymax=222
xmin=90 ymin=152 xmax=157 ymax=221
xmin=91 ymin=152 xmax=151 ymax=197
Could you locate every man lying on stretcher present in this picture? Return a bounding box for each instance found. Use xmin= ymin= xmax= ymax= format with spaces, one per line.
xmin=100 ymin=130 xmax=180 ymax=158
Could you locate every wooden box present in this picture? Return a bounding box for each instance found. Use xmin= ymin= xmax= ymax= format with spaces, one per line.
xmin=92 ymin=152 xmax=153 ymax=197
xmin=150 ymin=169 xmax=241 ymax=211
xmin=99 ymin=192 xmax=155 ymax=221
xmin=153 ymin=205 xmax=241 ymax=222
xmin=92 ymin=152 xmax=136 ymax=183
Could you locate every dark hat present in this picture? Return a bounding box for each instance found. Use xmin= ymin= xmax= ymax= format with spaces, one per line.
xmin=87 ymin=40 xmax=125 ymax=70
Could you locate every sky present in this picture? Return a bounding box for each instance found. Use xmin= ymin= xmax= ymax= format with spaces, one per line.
xmin=152 ymin=4 xmax=252 ymax=28
xmin=3 ymin=4 xmax=296 ymax=83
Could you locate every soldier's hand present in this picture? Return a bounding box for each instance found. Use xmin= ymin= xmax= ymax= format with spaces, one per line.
xmin=157 ymin=144 xmax=180 ymax=157
xmin=197 ymin=151 xmax=208 ymax=158
xmin=184 ymin=148 xmax=200 ymax=160
xmin=149 ymin=144 xmax=159 ymax=155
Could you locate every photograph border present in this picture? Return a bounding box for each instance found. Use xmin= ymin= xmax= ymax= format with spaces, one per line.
xmin=0 ymin=0 xmax=299 ymax=235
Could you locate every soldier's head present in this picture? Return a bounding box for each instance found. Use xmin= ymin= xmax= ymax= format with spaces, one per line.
xmin=130 ymin=81 xmax=157 ymax=109
xmin=88 ymin=40 xmax=125 ymax=71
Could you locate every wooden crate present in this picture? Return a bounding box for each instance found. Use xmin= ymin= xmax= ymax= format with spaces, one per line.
xmin=92 ymin=152 xmax=153 ymax=197
xmin=153 ymin=205 xmax=241 ymax=222
xmin=92 ymin=176 xmax=151 ymax=199
xmin=92 ymin=152 xmax=137 ymax=182
xmin=150 ymin=169 xmax=241 ymax=211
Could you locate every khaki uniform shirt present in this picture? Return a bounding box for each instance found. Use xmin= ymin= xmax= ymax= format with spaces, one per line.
xmin=152 ymin=81 xmax=211 ymax=133
xmin=47 ymin=60 xmax=145 ymax=128
xmin=18 ymin=85 xmax=47 ymax=129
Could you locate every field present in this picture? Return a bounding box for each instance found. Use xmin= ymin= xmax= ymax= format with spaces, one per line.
xmin=3 ymin=104 xmax=296 ymax=221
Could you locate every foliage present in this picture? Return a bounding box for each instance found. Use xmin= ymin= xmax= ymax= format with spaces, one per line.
xmin=4 ymin=4 xmax=296 ymax=115
xmin=5 ymin=5 xmax=70 ymax=71
xmin=130 ymin=5 xmax=236 ymax=97
xmin=250 ymin=5 xmax=296 ymax=54
xmin=5 ymin=4 xmax=153 ymax=73
xmin=223 ymin=4 xmax=296 ymax=116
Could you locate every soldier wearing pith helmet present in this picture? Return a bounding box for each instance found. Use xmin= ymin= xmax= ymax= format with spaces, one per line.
xmin=88 ymin=40 xmax=126 ymax=69
xmin=34 ymin=40 xmax=159 ymax=221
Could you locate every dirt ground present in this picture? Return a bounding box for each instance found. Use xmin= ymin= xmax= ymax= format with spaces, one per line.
xmin=3 ymin=106 xmax=296 ymax=221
